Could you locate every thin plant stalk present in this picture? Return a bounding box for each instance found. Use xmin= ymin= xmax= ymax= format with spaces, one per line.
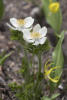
xmin=24 ymin=48 xmax=30 ymax=82
xmin=38 ymin=53 xmax=42 ymax=79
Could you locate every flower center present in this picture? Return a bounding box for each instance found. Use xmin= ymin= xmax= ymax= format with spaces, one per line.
xmin=31 ymin=32 xmax=41 ymax=39
xmin=17 ymin=19 xmax=25 ymax=26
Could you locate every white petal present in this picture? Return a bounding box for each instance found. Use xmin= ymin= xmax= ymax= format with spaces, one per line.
xmin=33 ymin=41 xmax=39 ymax=45
xmin=58 ymin=84 xmax=63 ymax=90
xmin=21 ymin=27 xmax=32 ymax=32
xmin=24 ymin=38 xmax=34 ymax=43
xmin=39 ymin=27 xmax=47 ymax=37
xmin=24 ymin=17 xmax=34 ymax=28
xmin=6 ymin=23 xmax=17 ymax=30
xmin=39 ymin=37 xmax=47 ymax=45
xmin=10 ymin=18 xmax=19 ymax=27
xmin=33 ymin=24 xmax=41 ymax=32
xmin=23 ymin=29 xmax=34 ymax=43
xmin=23 ymin=29 xmax=32 ymax=40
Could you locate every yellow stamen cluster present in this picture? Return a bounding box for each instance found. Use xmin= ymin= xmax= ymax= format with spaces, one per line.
xmin=44 ymin=60 xmax=60 ymax=83
xmin=17 ymin=19 xmax=25 ymax=26
xmin=49 ymin=2 xmax=60 ymax=13
xmin=31 ymin=32 xmax=41 ymax=39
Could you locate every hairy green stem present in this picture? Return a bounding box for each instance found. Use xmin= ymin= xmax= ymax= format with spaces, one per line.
xmin=24 ymin=48 xmax=29 ymax=66
xmin=24 ymin=48 xmax=30 ymax=82
xmin=38 ymin=53 xmax=42 ymax=78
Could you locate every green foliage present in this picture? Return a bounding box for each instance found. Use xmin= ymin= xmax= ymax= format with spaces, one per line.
xmin=9 ymin=52 xmax=43 ymax=100
xmin=0 ymin=51 xmax=13 ymax=65
xmin=42 ymin=96 xmax=50 ymax=100
xmin=27 ymin=39 xmax=50 ymax=55
xmin=8 ymin=82 xmax=21 ymax=91
xmin=9 ymin=77 xmax=43 ymax=100
xmin=49 ymin=31 xmax=64 ymax=91
xmin=19 ymin=57 xmax=28 ymax=76
xmin=0 ymin=0 xmax=4 ymax=19
xmin=0 ymin=98 xmax=2 ymax=100
xmin=10 ymin=30 xmax=25 ymax=44
xmin=19 ymin=56 xmax=31 ymax=82
xmin=42 ymin=0 xmax=62 ymax=34
xmin=10 ymin=29 xmax=48 ymax=100
xmin=52 ymin=31 xmax=64 ymax=74
xmin=42 ymin=0 xmax=64 ymax=93
xmin=51 ymin=93 xmax=60 ymax=100
xmin=41 ymin=93 xmax=60 ymax=100
xmin=8 ymin=4 xmax=64 ymax=99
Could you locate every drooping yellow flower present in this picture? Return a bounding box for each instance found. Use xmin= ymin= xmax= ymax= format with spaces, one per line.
xmin=44 ymin=60 xmax=61 ymax=83
xmin=49 ymin=2 xmax=60 ymax=13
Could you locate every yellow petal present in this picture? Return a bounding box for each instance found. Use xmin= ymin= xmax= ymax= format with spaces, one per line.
xmin=44 ymin=60 xmax=61 ymax=83
xmin=48 ymin=75 xmax=59 ymax=83
xmin=49 ymin=2 xmax=60 ymax=13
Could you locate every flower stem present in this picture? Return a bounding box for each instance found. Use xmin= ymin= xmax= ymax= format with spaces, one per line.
xmin=24 ymin=48 xmax=29 ymax=66
xmin=38 ymin=53 xmax=41 ymax=78
xmin=24 ymin=48 xmax=30 ymax=82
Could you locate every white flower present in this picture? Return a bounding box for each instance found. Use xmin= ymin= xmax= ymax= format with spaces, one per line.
xmin=7 ymin=17 xmax=34 ymax=31
xmin=23 ymin=24 xmax=47 ymax=45
xmin=58 ymin=84 xmax=63 ymax=90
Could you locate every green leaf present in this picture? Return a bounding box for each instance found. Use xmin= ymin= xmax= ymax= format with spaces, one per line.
xmin=49 ymin=31 xmax=64 ymax=91
xmin=19 ymin=57 xmax=29 ymax=77
xmin=41 ymin=96 xmax=51 ymax=100
xmin=27 ymin=39 xmax=50 ymax=55
xmin=0 ymin=51 xmax=13 ymax=65
xmin=41 ymin=93 xmax=60 ymax=100
xmin=52 ymin=31 xmax=64 ymax=68
xmin=51 ymin=93 xmax=60 ymax=100
xmin=10 ymin=29 xmax=26 ymax=47
xmin=42 ymin=0 xmax=62 ymax=33
xmin=0 ymin=0 xmax=4 ymax=19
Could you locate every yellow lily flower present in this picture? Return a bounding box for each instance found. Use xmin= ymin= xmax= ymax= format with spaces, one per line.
xmin=49 ymin=2 xmax=60 ymax=13
xmin=44 ymin=60 xmax=61 ymax=83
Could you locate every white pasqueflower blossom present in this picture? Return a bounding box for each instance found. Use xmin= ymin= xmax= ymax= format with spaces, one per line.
xmin=7 ymin=17 xmax=34 ymax=31
xmin=23 ymin=24 xmax=47 ymax=45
